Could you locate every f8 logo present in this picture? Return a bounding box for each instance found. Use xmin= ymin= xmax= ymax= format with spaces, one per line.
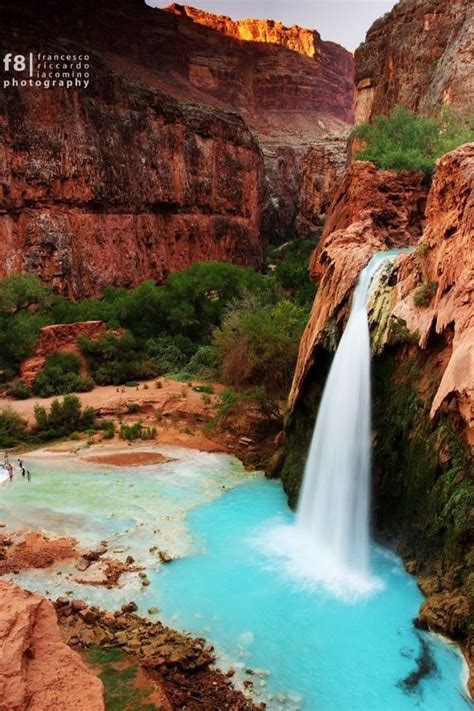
xmin=3 ymin=54 xmax=27 ymax=71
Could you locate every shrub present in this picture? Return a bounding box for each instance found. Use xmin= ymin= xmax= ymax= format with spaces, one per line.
xmin=127 ymin=403 xmax=140 ymax=414
xmin=119 ymin=422 xmax=156 ymax=441
xmin=413 ymin=281 xmax=437 ymax=307
xmin=187 ymin=345 xmax=218 ymax=375
xmin=192 ymin=384 xmax=214 ymax=394
xmin=8 ymin=380 xmax=33 ymax=400
xmin=97 ymin=419 xmax=116 ymax=439
xmin=33 ymin=394 xmax=96 ymax=441
xmin=272 ymin=240 xmax=316 ymax=306
xmin=79 ymin=332 xmax=158 ymax=385
xmin=0 ymin=407 xmax=32 ymax=448
xmin=145 ymin=336 xmax=188 ymax=374
xmin=352 ymin=107 xmax=474 ymax=176
xmin=209 ymin=387 xmax=280 ymax=430
xmin=32 ymin=352 xmax=92 ymax=398
xmin=74 ymin=376 xmax=95 ymax=392
xmin=213 ymin=292 xmax=308 ymax=398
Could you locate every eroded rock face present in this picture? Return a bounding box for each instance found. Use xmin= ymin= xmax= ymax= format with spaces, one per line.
xmin=289 ymin=161 xmax=428 ymax=408
xmin=20 ymin=321 xmax=107 ymax=386
xmin=294 ymin=134 xmax=349 ymax=239
xmin=0 ymin=71 xmax=264 ymax=298
xmin=0 ymin=0 xmax=354 ymax=295
xmin=390 ymin=143 xmax=474 ymax=440
xmin=354 ymin=0 xmax=474 ymax=124
xmin=0 ymin=580 xmax=104 ymax=711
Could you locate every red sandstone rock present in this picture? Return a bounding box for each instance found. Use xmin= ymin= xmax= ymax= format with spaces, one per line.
xmin=393 ymin=144 xmax=474 ymax=441
xmin=289 ymin=162 xmax=428 ymax=406
xmin=289 ymin=145 xmax=473 ymax=445
xmin=0 ymin=0 xmax=354 ymax=287
xmin=354 ymin=0 xmax=473 ymax=124
xmin=0 ymin=580 xmax=104 ymax=711
xmin=295 ymin=133 xmax=350 ymax=239
xmin=19 ymin=321 xmax=107 ymax=386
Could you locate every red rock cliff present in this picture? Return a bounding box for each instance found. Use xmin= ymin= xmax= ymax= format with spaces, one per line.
xmin=354 ymin=0 xmax=474 ymax=124
xmin=0 ymin=0 xmax=355 ymax=296
xmin=0 ymin=580 xmax=104 ymax=711
xmin=289 ymin=161 xmax=428 ymax=407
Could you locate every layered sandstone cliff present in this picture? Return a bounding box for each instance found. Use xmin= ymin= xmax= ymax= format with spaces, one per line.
xmin=354 ymin=0 xmax=474 ymax=124
xmin=0 ymin=580 xmax=104 ymax=711
xmin=0 ymin=0 xmax=354 ymax=297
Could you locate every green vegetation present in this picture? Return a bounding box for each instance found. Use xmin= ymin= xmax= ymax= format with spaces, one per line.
xmin=352 ymin=107 xmax=474 ymax=175
xmin=0 ymin=274 xmax=52 ymax=381
xmin=213 ymin=292 xmax=308 ymax=398
xmin=98 ymin=419 xmax=116 ymax=439
xmin=87 ymin=647 xmax=156 ymax=711
xmin=0 ymin=394 xmax=97 ymax=448
xmin=8 ymin=381 xmax=33 ymax=400
xmin=271 ymin=240 xmax=317 ymax=306
xmin=119 ymin=423 xmax=157 ymax=441
xmin=412 ymin=280 xmax=437 ymax=307
xmin=78 ymin=332 xmax=158 ymax=385
xmin=0 ymin=255 xmax=316 ymax=418
xmin=372 ymin=353 xmax=473 ymax=573
xmin=32 ymin=353 xmax=94 ymax=397
xmin=0 ymin=408 xmax=32 ymax=448
xmin=33 ymin=395 xmax=96 ymax=441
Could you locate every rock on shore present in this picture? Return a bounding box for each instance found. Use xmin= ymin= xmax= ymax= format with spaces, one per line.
xmin=0 ymin=580 xmax=104 ymax=711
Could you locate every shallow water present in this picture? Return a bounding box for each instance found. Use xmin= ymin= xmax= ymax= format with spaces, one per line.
xmin=0 ymin=449 xmax=469 ymax=710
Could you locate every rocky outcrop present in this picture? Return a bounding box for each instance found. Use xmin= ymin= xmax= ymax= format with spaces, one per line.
xmin=294 ymin=133 xmax=349 ymax=239
xmin=54 ymin=596 xmax=260 ymax=710
xmin=0 ymin=0 xmax=354 ymax=296
xmin=288 ymin=161 xmax=428 ymax=409
xmin=354 ymin=0 xmax=474 ymax=124
xmin=0 ymin=580 xmax=104 ymax=711
xmin=384 ymin=143 xmax=474 ymax=441
xmin=19 ymin=321 xmax=107 ymax=386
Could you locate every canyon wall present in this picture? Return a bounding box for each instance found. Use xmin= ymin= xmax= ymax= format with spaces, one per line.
xmin=0 ymin=0 xmax=354 ymax=297
xmin=0 ymin=580 xmax=104 ymax=710
xmin=354 ymin=0 xmax=474 ymax=124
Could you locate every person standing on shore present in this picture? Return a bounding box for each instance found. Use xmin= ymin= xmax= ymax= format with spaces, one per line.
xmin=26 ymin=470 xmax=31 ymax=482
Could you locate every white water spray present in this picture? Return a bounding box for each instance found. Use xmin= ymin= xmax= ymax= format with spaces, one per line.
xmin=262 ymin=251 xmax=404 ymax=598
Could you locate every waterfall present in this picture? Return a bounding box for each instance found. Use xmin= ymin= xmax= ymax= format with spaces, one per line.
xmin=262 ymin=250 xmax=403 ymax=599
xmin=295 ymin=252 xmax=391 ymax=588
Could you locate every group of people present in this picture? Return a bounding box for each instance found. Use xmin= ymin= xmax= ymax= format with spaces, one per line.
xmin=3 ymin=453 xmax=31 ymax=482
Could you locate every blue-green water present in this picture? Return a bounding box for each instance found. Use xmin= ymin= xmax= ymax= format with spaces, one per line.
xmin=0 ymin=448 xmax=469 ymax=710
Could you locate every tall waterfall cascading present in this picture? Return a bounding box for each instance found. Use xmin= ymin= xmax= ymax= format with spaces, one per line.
xmin=295 ymin=252 xmax=391 ymax=588
xmin=262 ymin=250 xmax=405 ymax=599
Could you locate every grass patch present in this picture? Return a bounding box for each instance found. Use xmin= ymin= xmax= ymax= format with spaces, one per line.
xmin=86 ymin=647 xmax=158 ymax=711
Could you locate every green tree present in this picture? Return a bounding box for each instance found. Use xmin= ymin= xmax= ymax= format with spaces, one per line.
xmin=33 ymin=352 xmax=94 ymax=397
xmin=213 ymin=292 xmax=308 ymax=398
xmin=34 ymin=394 xmax=96 ymax=440
xmin=0 ymin=407 xmax=32 ymax=448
